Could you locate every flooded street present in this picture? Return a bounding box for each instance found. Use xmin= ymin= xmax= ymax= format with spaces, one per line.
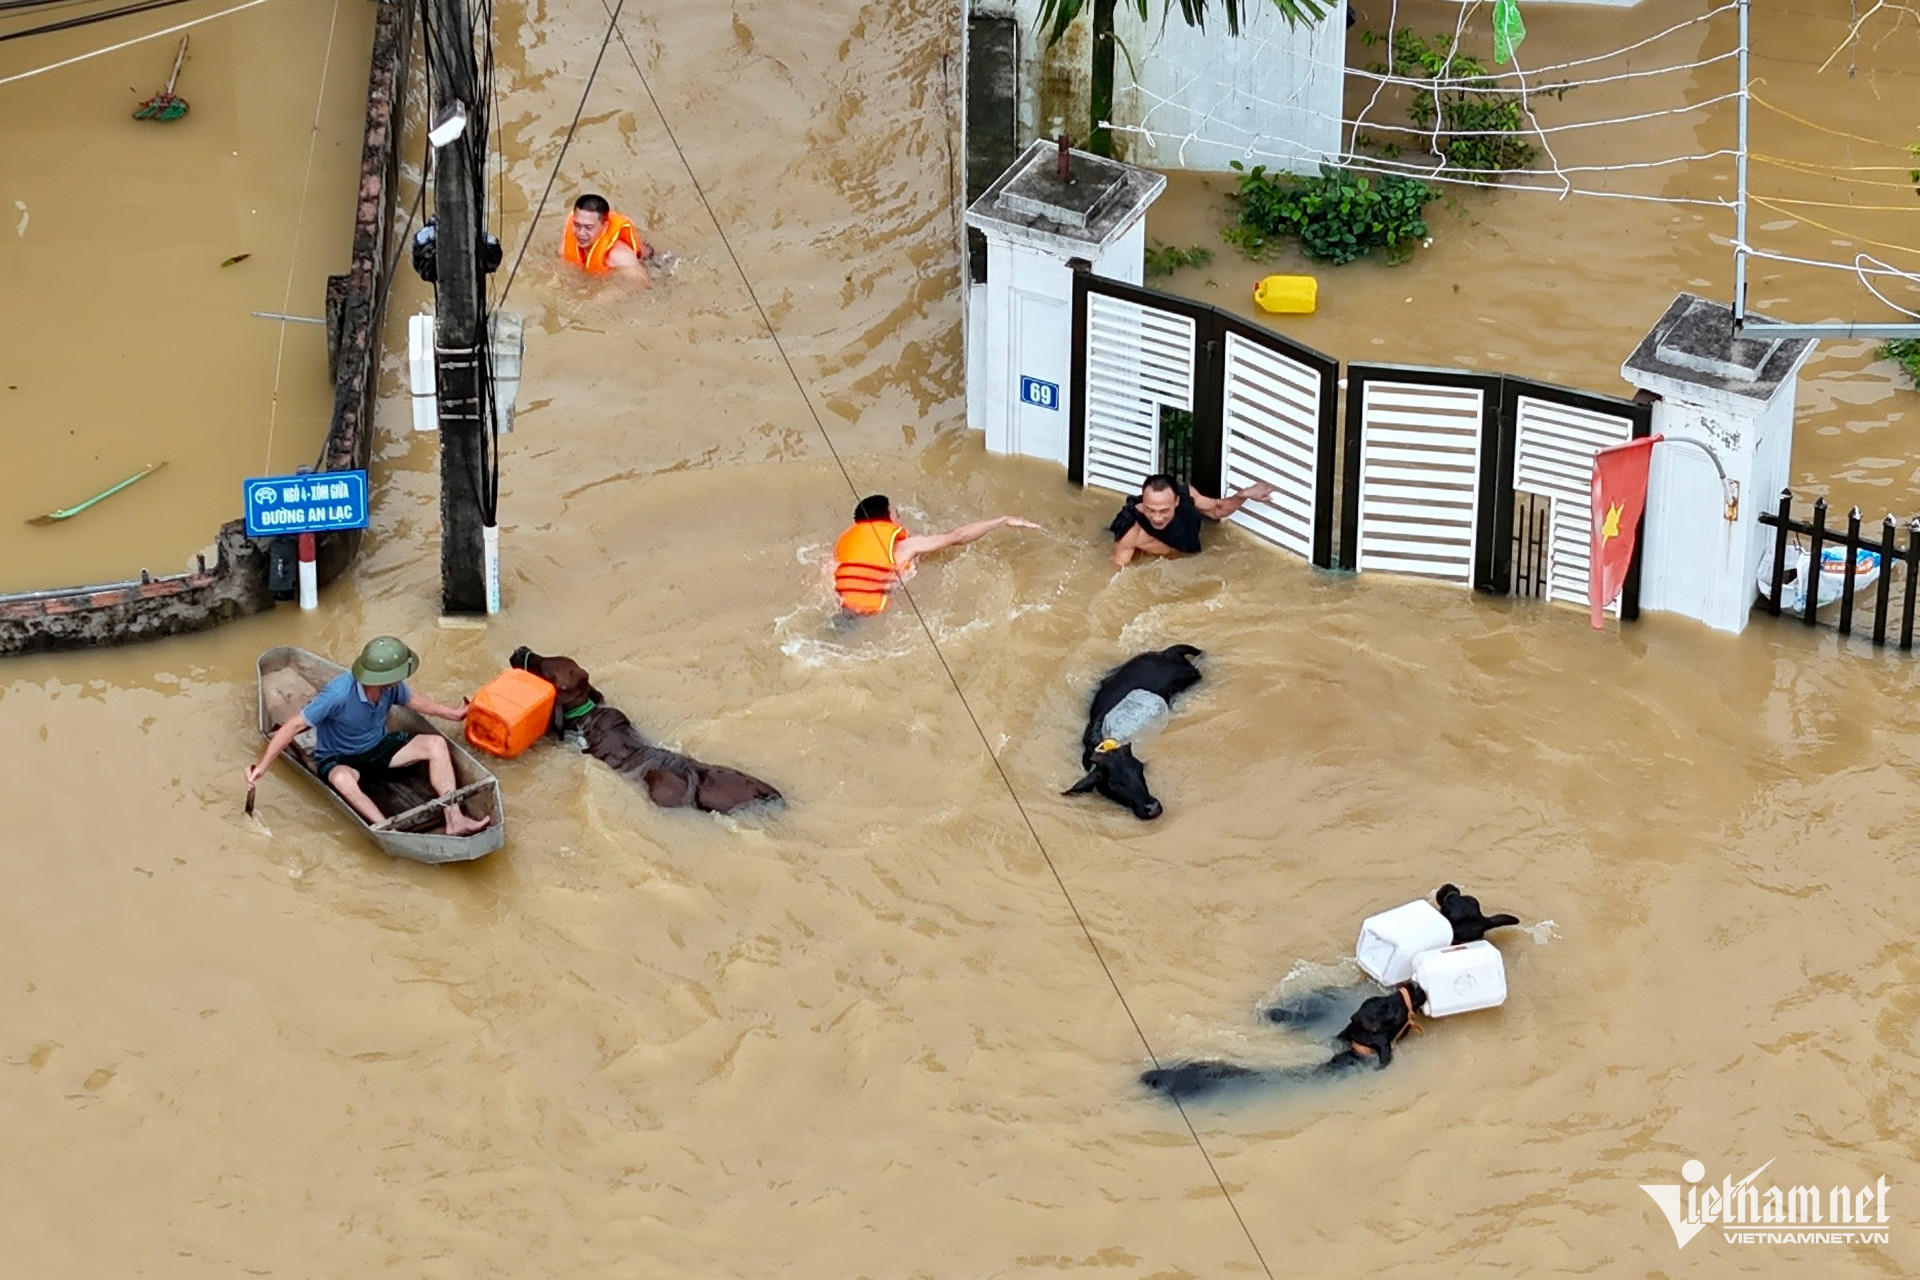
xmin=0 ymin=0 xmax=375 ymax=591
xmin=5 ymin=0 xmax=1920 ymax=1276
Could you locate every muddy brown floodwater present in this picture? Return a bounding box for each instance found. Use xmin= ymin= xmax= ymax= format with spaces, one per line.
xmin=0 ymin=0 xmax=375 ymax=592
xmin=4 ymin=0 xmax=1919 ymax=1276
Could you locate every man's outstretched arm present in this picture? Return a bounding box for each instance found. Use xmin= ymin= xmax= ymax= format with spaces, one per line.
xmin=895 ymin=515 xmax=1041 ymax=563
xmin=1192 ymin=480 xmax=1278 ymax=520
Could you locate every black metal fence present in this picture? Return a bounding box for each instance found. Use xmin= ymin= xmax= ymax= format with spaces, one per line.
xmin=1510 ymin=491 xmax=1551 ymax=598
xmin=1158 ymin=406 xmax=1196 ymax=486
xmin=1758 ymin=488 xmax=1920 ymax=648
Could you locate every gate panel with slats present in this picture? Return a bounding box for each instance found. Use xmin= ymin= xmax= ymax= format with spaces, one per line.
xmin=1218 ymin=326 xmax=1338 ymax=565
xmin=1345 ymin=375 xmax=1495 ymax=585
xmin=1077 ymin=291 xmax=1197 ymax=495
xmin=1509 ymin=387 xmax=1644 ymax=611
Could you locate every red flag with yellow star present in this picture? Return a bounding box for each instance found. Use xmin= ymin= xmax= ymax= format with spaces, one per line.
xmin=1589 ymin=435 xmax=1659 ymax=629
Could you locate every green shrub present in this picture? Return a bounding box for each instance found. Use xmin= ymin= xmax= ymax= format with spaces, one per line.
xmin=1360 ymin=29 xmax=1572 ymax=179
xmin=1883 ymin=339 xmax=1920 ymax=387
xmin=1143 ymin=243 xmax=1214 ymax=277
xmin=1225 ymin=163 xmax=1437 ymax=265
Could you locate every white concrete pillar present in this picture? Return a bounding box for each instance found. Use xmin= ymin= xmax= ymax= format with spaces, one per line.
xmin=1620 ymin=293 xmax=1815 ymax=634
xmin=964 ymin=140 xmax=1165 ymax=465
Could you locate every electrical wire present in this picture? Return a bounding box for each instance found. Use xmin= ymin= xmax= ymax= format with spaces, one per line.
xmin=0 ymin=0 xmax=205 ymax=44
xmin=261 ymin=0 xmax=342 ymax=473
xmin=497 ymin=0 xmax=624 ymax=303
xmin=584 ymin=8 xmax=1275 ymax=1275
xmin=0 ymin=0 xmax=283 ymax=88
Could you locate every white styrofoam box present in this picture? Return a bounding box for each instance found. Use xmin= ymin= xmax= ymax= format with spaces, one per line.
xmin=488 ymin=310 xmax=523 ymax=434
xmin=1355 ymin=900 xmax=1455 ymax=985
xmin=409 ymin=312 xmax=437 ymax=432
xmin=1411 ymin=941 xmax=1508 ymax=1018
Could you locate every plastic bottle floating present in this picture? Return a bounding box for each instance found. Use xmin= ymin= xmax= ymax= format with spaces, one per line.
xmin=1756 ymin=544 xmax=1882 ymax=613
xmin=1253 ymin=274 xmax=1317 ymax=316
xmin=466 ymin=668 xmax=557 ymax=759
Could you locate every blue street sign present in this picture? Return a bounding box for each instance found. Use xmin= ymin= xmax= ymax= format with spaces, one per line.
xmin=243 ymin=469 xmax=370 ymax=537
xmin=1020 ymin=376 xmax=1060 ymax=411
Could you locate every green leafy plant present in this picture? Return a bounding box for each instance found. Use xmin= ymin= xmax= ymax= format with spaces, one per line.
xmin=1359 ymin=29 xmax=1572 ymax=179
xmin=1882 ymin=339 xmax=1920 ymax=387
xmin=1225 ymin=162 xmax=1437 ymax=265
xmin=1144 ymin=242 xmax=1214 ymax=276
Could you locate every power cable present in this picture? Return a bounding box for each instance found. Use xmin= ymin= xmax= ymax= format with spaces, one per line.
xmin=261 ymin=0 xmax=343 ymax=472
xmin=594 ymin=6 xmax=1275 ymax=1276
xmin=497 ymin=0 xmax=624 ymax=303
xmin=0 ymin=0 xmax=282 ymax=88
xmin=0 ymin=0 xmax=202 ymax=44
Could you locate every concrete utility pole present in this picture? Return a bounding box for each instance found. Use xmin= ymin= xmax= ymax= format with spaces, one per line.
xmin=426 ymin=0 xmax=487 ymax=614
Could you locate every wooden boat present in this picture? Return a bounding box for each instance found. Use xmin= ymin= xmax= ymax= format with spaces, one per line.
xmin=256 ymin=645 xmax=504 ymax=863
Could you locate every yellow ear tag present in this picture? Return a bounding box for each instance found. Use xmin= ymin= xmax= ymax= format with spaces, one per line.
xmin=1095 ymin=738 xmax=1121 ymax=754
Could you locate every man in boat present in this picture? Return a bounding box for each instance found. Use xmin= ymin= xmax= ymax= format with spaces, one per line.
xmin=831 ymin=494 xmax=1042 ymax=617
xmin=1108 ymin=473 xmax=1280 ymax=570
xmin=561 ymin=193 xmax=654 ymax=281
xmin=245 ymin=637 xmax=492 ymax=837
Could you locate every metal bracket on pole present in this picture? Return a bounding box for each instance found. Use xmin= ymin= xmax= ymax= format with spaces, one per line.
xmin=1656 ymin=435 xmax=1739 ymax=522
xmin=433 ymin=344 xmax=486 ymax=422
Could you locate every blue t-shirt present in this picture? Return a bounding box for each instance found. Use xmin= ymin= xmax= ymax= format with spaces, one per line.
xmin=303 ymin=671 xmax=411 ymax=758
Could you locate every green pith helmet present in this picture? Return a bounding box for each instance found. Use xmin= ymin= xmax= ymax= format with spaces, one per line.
xmin=351 ymin=636 xmax=419 ymax=686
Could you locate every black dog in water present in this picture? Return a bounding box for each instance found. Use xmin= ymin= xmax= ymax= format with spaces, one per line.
xmin=1141 ymin=981 xmax=1430 ymax=1101
xmin=1065 ymin=644 xmax=1203 ymax=820
xmin=1436 ymin=883 xmax=1521 ymax=943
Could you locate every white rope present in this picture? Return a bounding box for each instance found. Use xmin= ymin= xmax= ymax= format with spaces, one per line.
xmin=262 ymin=0 xmax=343 ymax=471
xmin=1743 ymin=246 xmax=1920 ymax=277
xmin=1340 ymin=48 xmax=1741 ymax=96
xmin=1329 ymin=154 xmax=1736 ymax=209
xmin=0 ymin=0 xmax=289 ymax=90
xmin=1346 ymin=0 xmax=1397 ymax=155
xmin=1128 ymin=81 xmax=1745 ymax=142
xmin=1502 ymin=27 xmax=1569 ymax=200
xmin=1856 ymin=255 xmax=1920 ymax=319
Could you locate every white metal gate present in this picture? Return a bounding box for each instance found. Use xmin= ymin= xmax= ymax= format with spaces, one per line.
xmin=1342 ymin=370 xmax=1498 ymax=586
xmin=1511 ymin=390 xmax=1640 ymax=612
xmin=1077 ymin=291 xmax=1197 ymax=496
xmin=1218 ymin=323 xmax=1339 ymax=566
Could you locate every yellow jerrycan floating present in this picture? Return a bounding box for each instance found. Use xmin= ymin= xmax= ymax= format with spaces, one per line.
xmin=1253 ymin=274 xmax=1317 ymax=316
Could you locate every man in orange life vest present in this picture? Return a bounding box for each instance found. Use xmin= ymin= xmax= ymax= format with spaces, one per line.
xmin=561 ymin=193 xmax=654 ymax=279
xmin=832 ymin=495 xmax=1041 ymax=617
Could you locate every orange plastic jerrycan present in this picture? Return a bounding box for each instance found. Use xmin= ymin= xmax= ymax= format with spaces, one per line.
xmin=465 ymin=668 xmax=556 ymax=758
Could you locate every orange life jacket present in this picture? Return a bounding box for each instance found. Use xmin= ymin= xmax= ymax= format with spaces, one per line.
xmin=561 ymin=210 xmax=645 ymax=274
xmin=833 ymin=519 xmax=910 ymax=615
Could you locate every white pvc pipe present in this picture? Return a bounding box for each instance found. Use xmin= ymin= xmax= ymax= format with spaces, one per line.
xmin=297 ymin=533 xmax=319 ymax=611
xmin=483 ymin=523 xmax=501 ymax=615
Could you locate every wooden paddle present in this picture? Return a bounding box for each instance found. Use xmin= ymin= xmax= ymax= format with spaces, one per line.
xmin=27 ymin=461 xmax=166 ymax=525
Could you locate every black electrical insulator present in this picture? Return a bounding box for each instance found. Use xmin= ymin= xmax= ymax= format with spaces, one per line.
xmin=410 ymin=218 xmax=438 ymax=283
xmin=410 ymin=219 xmax=502 ymax=280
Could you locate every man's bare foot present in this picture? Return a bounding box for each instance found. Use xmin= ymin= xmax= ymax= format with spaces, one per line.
xmin=443 ymin=807 xmax=493 ymax=837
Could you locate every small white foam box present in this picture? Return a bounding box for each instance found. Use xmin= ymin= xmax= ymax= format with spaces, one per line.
xmin=1355 ymin=900 xmax=1454 ymax=985
xmin=408 ymin=313 xmax=437 ymax=432
xmin=1411 ymin=941 xmax=1508 ymax=1017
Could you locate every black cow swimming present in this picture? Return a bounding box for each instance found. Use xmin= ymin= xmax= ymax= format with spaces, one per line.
xmin=1065 ymin=644 xmax=1203 ymax=820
